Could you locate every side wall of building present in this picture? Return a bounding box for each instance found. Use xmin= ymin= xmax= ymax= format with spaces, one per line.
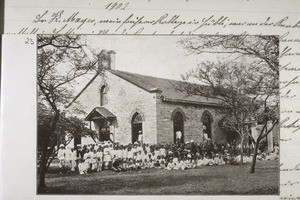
xmin=155 ymin=94 xmax=227 ymax=145
xmin=67 ymin=71 xmax=157 ymax=145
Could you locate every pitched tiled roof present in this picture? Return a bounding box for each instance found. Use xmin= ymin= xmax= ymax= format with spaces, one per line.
xmin=110 ymin=70 xmax=225 ymax=107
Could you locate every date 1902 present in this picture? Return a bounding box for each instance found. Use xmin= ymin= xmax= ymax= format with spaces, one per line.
xmin=105 ymin=2 xmax=129 ymax=11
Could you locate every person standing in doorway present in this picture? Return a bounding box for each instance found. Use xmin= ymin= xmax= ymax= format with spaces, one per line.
xmin=138 ymin=130 xmax=143 ymax=145
xmin=176 ymin=131 xmax=182 ymax=145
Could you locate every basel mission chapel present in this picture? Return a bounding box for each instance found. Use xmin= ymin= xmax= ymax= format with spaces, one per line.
xmin=66 ymin=50 xmax=230 ymax=145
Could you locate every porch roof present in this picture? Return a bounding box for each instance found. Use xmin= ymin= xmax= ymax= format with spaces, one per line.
xmin=85 ymin=107 xmax=116 ymax=121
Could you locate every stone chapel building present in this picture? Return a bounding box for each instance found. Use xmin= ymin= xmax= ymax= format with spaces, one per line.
xmin=65 ymin=50 xmax=231 ymax=145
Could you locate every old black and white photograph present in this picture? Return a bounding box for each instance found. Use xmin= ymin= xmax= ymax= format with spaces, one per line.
xmin=37 ymin=35 xmax=280 ymax=195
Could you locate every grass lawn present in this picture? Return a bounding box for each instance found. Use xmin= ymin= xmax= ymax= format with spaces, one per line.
xmin=40 ymin=160 xmax=279 ymax=195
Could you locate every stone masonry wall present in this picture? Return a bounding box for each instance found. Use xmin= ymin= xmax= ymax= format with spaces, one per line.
xmin=67 ymin=70 xmax=157 ymax=145
xmin=67 ymin=70 xmax=228 ymax=145
xmin=155 ymin=94 xmax=227 ymax=145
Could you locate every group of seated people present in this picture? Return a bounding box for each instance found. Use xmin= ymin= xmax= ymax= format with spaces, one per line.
xmin=56 ymin=139 xmax=279 ymax=175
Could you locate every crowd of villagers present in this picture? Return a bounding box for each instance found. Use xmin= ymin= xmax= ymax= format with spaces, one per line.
xmin=56 ymin=137 xmax=279 ymax=175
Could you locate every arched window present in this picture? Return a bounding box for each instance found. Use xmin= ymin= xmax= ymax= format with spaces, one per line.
xmin=100 ymin=85 xmax=107 ymax=106
xmin=202 ymin=111 xmax=213 ymax=140
xmin=173 ymin=112 xmax=184 ymax=144
xmin=131 ymin=113 xmax=143 ymax=143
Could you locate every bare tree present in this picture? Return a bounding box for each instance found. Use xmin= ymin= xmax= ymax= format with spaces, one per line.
xmin=179 ymin=35 xmax=279 ymax=76
xmin=178 ymin=35 xmax=279 ymax=169
xmin=37 ymin=35 xmax=97 ymax=191
xmin=249 ymin=97 xmax=279 ymax=173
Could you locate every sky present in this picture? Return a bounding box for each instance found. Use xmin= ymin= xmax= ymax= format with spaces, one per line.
xmin=50 ymin=35 xmax=226 ymax=98
xmin=66 ymin=35 xmax=263 ymax=95
xmin=41 ymin=35 xmax=278 ymax=107
xmin=82 ymin=35 xmax=212 ymax=80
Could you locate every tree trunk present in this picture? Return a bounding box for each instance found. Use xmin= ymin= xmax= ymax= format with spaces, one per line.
xmin=38 ymin=111 xmax=60 ymax=191
xmin=38 ymin=155 xmax=47 ymax=192
xmin=38 ymin=132 xmax=49 ymax=192
xmin=250 ymin=140 xmax=260 ymax=173
xmin=240 ymin=137 xmax=244 ymax=165
xmin=46 ymin=150 xmax=57 ymax=169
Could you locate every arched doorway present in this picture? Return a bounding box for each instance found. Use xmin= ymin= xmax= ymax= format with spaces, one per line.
xmin=173 ymin=112 xmax=184 ymax=144
xmin=202 ymin=111 xmax=213 ymax=140
xmin=132 ymin=113 xmax=143 ymax=143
